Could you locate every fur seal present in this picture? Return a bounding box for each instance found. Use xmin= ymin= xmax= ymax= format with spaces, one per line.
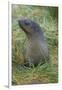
xmin=18 ymin=18 xmax=49 ymax=66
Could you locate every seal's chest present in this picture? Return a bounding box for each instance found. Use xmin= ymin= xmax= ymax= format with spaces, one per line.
xmin=26 ymin=40 xmax=43 ymax=58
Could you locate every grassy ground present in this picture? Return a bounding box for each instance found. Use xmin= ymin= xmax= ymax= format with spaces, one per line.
xmin=12 ymin=5 xmax=58 ymax=85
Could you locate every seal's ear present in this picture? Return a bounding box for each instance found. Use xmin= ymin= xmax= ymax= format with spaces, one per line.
xmin=30 ymin=22 xmax=40 ymax=31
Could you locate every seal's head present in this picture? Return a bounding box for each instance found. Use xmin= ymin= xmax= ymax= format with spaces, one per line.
xmin=18 ymin=18 xmax=42 ymax=37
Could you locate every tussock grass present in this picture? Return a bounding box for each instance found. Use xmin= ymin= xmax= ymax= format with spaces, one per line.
xmin=12 ymin=5 xmax=58 ymax=85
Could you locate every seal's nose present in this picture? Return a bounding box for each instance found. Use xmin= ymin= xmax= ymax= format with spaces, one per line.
xmin=18 ymin=18 xmax=24 ymax=25
xmin=18 ymin=19 xmax=22 ymax=27
xmin=18 ymin=19 xmax=20 ymax=24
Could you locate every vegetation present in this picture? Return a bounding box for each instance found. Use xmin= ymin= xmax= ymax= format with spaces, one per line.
xmin=12 ymin=5 xmax=58 ymax=85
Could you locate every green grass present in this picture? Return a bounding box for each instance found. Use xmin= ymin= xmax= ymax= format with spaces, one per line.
xmin=12 ymin=5 xmax=58 ymax=85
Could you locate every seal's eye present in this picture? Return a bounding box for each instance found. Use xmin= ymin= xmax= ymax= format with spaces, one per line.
xmin=24 ymin=21 xmax=30 ymax=25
